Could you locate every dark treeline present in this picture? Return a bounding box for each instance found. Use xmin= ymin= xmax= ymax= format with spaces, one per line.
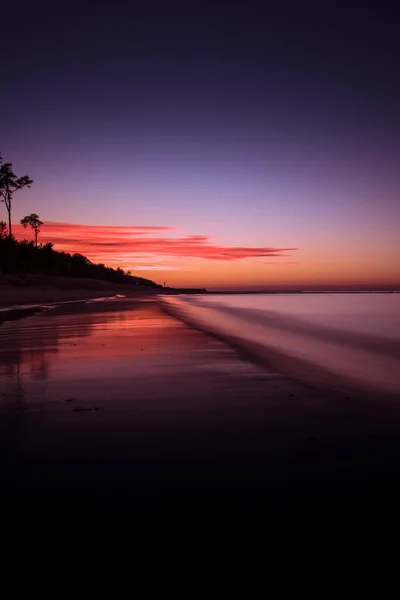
xmin=0 ymin=152 xmax=163 ymax=290
xmin=0 ymin=234 xmax=162 ymax=288
xmin=1 ymin=151 xmax=161 ymax=288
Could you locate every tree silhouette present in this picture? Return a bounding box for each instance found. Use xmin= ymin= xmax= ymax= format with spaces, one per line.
xmin=0 ymin=220 xmax=8 ymax=239
xmin=0 ymin=153 xmax=33 ymax=238
xmin=20 ymin=213 xmax=43 ymax=247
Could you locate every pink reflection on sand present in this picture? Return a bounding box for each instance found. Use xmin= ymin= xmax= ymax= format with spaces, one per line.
xmin=0 ymin=300 xmax=215 ymax=408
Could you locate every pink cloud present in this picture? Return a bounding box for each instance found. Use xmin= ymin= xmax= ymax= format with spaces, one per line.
xmin=134 ymin=265 xmax=184 ymax=271
xmin=13 ymin=222 xmax=297 ymax=268
xmin=264 ymin=261 xmax=301 ymax=265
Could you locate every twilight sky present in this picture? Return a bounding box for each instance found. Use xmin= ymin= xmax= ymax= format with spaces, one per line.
xmin=2 ymin=0 xmax=400 ymax=289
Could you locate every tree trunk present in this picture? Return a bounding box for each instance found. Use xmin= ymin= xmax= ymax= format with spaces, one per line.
xmin=5 ymin=185 xmax=12 ymax=239
xmin=4 ymin=184 xmax=12 ymax=240
xmin=7 ymin=201 xmax=12 ymax=239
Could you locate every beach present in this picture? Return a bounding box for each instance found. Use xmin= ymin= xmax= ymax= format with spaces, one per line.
xmin=1 ymin=295 xmax=400 ymax=515
xmin=0 ymin=274 xmax=158 ymax=309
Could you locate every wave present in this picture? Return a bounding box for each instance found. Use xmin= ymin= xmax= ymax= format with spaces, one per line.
xmin=161 ymin=295 xmax=400 ymax=398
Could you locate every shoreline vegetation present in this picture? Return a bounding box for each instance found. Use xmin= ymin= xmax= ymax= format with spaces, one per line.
xmin=0 ymin=217 xmax=207 ymax=307
xmin=0 ymin=222 xmax=207 ymax=310
xmin=0 ymin=233 xmax=165 ymax=289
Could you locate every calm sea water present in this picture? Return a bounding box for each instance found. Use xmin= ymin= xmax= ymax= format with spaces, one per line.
xmin=162 ymin=293 xmax=400 ymax=396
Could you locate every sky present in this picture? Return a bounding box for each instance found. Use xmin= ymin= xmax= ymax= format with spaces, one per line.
xmin=2 ymin=0 xmax=400 ymax=290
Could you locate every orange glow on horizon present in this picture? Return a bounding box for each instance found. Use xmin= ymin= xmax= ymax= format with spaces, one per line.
xmin=12 ymin=221 xmax=400 ymax=290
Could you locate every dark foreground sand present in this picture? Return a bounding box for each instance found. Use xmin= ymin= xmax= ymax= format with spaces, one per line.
xmin=0 ymin=277 xmax=156 ymax=309
xmin=1 ymin=296 xmax=400 ymax=517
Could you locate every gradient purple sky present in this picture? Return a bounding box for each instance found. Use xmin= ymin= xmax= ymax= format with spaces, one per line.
xmin=2 ymin=0 xmax=400 ymax=289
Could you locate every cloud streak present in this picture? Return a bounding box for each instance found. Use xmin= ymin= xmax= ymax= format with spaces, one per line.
xmin=13 ymin=222 xmax=297 ymax=268
xmin=264 ymin=261 xmax=301 ymax=265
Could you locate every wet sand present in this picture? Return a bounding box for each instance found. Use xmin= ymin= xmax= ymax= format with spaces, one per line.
xmin=0 ymin=281 xmax=154 ymax=309
xmin=1 ymin=296 xmax=400 ymax=515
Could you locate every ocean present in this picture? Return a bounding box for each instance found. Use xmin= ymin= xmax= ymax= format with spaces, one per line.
xmin=162 ymin=293 xmax=400 ymax=397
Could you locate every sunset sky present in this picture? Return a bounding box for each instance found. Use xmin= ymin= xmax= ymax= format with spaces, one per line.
xmin=2 ymin=1 xmax=400 ymax=290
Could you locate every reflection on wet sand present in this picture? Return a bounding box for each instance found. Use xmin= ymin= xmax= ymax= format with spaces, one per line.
xmin=1 ymin=301 xmax=135 ymax=387
xmin=2 ymin=297 xmax=400 ymax=513
xmin=0 ymin=297 xmax=249 ymax=412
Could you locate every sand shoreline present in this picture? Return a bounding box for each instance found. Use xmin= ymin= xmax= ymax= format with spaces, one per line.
xmin=1 ymin=296 xmax=400 ymax=512
xmin=0 ymin=285 xmax=147 ymax=308
xmin=0 ymin=274 xmax=159 ymax=309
